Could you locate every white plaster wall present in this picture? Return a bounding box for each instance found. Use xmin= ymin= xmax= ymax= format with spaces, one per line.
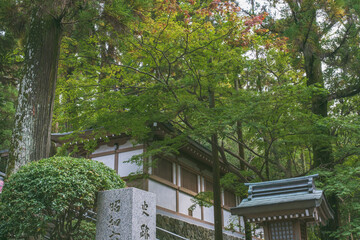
xmin=203 ymin=205 xmax=214 ymax=223
xmin=117 ymin=149 xmax=143 ymax=177
xmin=223 ymin=209 xmax=240 ymax=232
xmin=177 ymin=165 xmax=181 ymax=187
xmin=92 ymin=155 xmax=115 ymax=170
xmin=221 ymin=189 xmax=225 ymax=206
xmin=197 ymin=175 xmax=201 ymax=193
xmin=240 ymin=216 xmax=245 ymax=232
xmin=200 ymin=177 xmax=205 ymax=192
xmin=178 ymin=192 xmax=201 ymax=219
xmin=172 ymin=163 xmax=177 ymax=185
xmin=148 ymin=156 xmax=153 ymax=175
xmin=148 ymin=180 xmax=177 ymax=211
xmin=254 ymin=226 xmax=264 ymax=239
xmin=92 ymin=144 xmax=114 ymax=154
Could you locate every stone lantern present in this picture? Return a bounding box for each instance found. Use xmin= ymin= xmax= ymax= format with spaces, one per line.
xmin=231 ymin=174 xmax=333 ymax=240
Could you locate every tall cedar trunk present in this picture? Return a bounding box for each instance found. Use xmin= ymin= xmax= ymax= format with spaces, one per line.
xmin=303 ymin=43 xmax=333 ymax=168
xmin=6 ymin=10 xmax=62 ymax=175
xmin=302 ymin=21 xmax=339 ymax=240
xmin=209 ymin=90 xmax=223 ymax=240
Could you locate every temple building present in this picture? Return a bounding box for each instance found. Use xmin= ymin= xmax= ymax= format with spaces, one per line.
xmin=49 ymin=124 xmax=255 ymax=239
xmin=231 ymin=174 xmax=334 ymax=240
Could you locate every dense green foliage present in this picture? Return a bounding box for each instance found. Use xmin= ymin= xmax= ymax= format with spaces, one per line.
xmin=0 ymin=156 xmax=125 ymax=239
xmin=316 ymin=162 xmax=360 ymax=239
xmin=0 ymin=83 xmax=16 ymax=150
xmin=0 ymin=0 xmax=360 ymax=239
xmin=54 ymin=0 xmax=298 ymax=178
xmin=0 ymin=18 xmax=19 ymax=151
xmin=51 ymin=1 xmax=360 ymax=238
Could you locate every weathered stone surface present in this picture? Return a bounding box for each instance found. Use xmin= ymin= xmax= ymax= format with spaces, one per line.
xmin=156 ymin=214 xmax=245 ymax=240
xmin=96 ymin=187 xmax=156 ymax=240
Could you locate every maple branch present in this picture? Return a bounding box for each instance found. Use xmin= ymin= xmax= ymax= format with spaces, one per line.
xmin=115 ymin=64 xmax=160 ymax=83
xmin=184 ymin=57 xmax=204 ymax=99
xmin=227 ymin=135 xmax=264 ymax=160
xmin=154 ymin=11 xmax=172 ymax=48
xmin=218 ymin=143 xmax=248 ymax=182
xmin=171 ymin=27 xmax=234 ymax=64
xmin=222 ymin=147 xmax=265 ymax=181
xmin=127 ymin=34 xmax=167 ymax=82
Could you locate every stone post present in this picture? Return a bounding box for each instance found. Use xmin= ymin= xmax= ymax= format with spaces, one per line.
xmin=96 ymin=187 xmax=156 ymax=240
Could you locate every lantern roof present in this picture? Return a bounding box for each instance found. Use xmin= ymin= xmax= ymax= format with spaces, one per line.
xmin=231 ymin=174 xmax=334 ymax=225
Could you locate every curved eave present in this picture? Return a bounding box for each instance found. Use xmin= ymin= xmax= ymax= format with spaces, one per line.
xmin=231 ymin=198 xmax=319 ymax=216
xmin=317 ymin=194 xmax=335 ymax=223
xmin=231 ymin=191 xmax=334 ymax=224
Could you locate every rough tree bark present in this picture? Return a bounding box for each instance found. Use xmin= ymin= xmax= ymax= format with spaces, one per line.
xmin=303 ymin=36 xmax=333 ymax=168
xmin=6 ymin=10 xmax=62 ymax=175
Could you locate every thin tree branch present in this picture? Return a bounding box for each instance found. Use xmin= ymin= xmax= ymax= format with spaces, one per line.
xmin=328 ymin=83 xmax=360 ymax=101
xmin=223 ymin=147 xmax=266 ymax=181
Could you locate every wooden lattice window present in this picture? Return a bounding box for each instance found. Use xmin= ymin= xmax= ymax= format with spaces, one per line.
xmin=204 ymin=179 xmax=213 ymax=192
xmin=224 ymin=190 xmax=236 ymax=207
xmin=300 ymin=221 xmax=307 ymax=240
xmin=181 ymin=168 xmax=198 ymax=193
xmin=153 ymin=158 xmax=173 ymax=183
xmin=269 ymin=221 xmax=294 ymax=240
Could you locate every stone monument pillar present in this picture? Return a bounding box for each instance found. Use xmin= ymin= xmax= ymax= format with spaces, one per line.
xmin=96 ymin=187 xmax=156 ymax=240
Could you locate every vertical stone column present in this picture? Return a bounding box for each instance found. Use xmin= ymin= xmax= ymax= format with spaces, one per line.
xmin=96 ymin=187 xmax=156 ymax=240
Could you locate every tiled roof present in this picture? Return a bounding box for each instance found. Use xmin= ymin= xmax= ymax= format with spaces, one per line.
xmin=239 ymin=190 xmax=323 ymax=208
xmin=231 ymin=174 xmax=334 ymax=224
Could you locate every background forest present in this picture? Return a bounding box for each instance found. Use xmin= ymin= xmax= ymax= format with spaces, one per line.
xmin=1 ymin=0 xmax=360 ymax=239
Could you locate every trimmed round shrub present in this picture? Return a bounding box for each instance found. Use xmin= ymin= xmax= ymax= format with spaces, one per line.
xmin=0 ymin=156 xmax=125 ymax=239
